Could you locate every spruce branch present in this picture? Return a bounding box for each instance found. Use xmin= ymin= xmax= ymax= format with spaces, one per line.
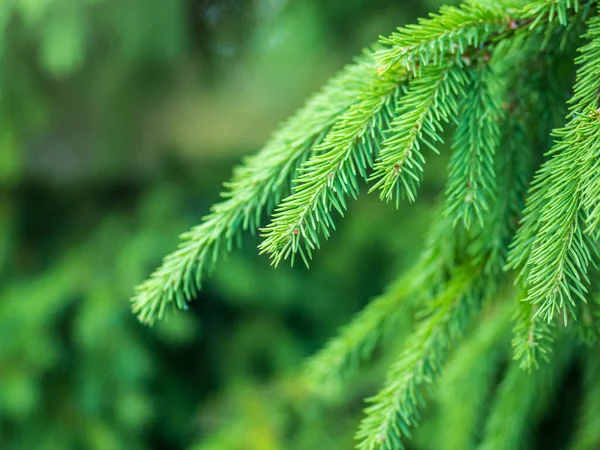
xmin=355 ymin=264 xmax=485 ymax=450
xmin=580 ymin=135 xmax=600 ymax=233
xmin=371 ymin=1 xmax=586 ymax=209
xmin=577 ymin=16 xmax=600 ymax=232
xmin=122 ymin=0 xmax=600 ymax=446
xmin=511 ymin=298 xmax=555 ymax=370
xmin=524 ymin=178 xmax=593 ymax=322
xmin=479 ymin=32 xmax=569 ymax=272
xmin=369 ymin=63 xmax=471 ymax=205
xmin=374 ymin=3 xmax=510 ymax=75
xmin=130 ymin=57 xmax=377 ymax=323
xmin=479 ymin=101 xmax=531 ymax=270
xmin=572 ymin=11 xmax=600 ymax=233
xmin=522 ymin=0 xmax=581 ymax=28
xmin=434 ymin=300 xmax=512 ymax=450
xmin=507 ymin=13 xmax=600 ymax=323
xmin=132 ymin=0 xmax=593 ymax=326
xmin=444 ymin=63 xmax=502 ymax=229
xmin=374 ymin=0 xmax=584 ymax=78
xmin=259 ymin=66 xmax=406 ymax=266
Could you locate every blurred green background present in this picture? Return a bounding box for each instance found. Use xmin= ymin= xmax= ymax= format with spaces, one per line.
xmin=0 ymin=1 xmax=451 ymax=448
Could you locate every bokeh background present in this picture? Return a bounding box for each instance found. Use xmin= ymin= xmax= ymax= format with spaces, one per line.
xmin=0 ymin=1 xmax=454 ymax=448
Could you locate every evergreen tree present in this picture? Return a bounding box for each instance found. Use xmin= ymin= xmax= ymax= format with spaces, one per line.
xmin=133 ymin=0 xmax=600 ymax=448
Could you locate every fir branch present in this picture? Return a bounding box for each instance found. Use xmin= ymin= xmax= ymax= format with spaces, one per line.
xmin=525 ymin=191 xmax=593 ymax=323
xmin=573 ymin=11 xmax=600 ymax=233
xmin=505 ymin=157 xmax=556 ymax=279
xmin=374 ymin=3 xmax=510 ymax=75
xmin=258 ymin=66 xmax=406 ymax=266
xmin=374 ymin=0 xmax=584 ymax=77
xmin=576 ymin=15 xmax=600 ymax=232
xmin=511 ymin=298 xmax=555 ymax=370
xmin=466 ymin=34 xmax=556 ymax=274
xmin=434 ymin=300 xmax=512 ymax=450
xmin=369 ymin=63 xmax=471 ymax=205
xmin=522 ymin=0 xmax=581 ymax=28
xmin=444 ymin=63 xmax=502 ymax=229
xmin=372 ymin=0 xmax=585 ymax=211
xmin=488 ymin=33 xmax=567 ymax=274
xmin=507 ymin=14 xmax=600 ymax=323
xmin=478 ymin=339 xmax=571 ymax=450
xmin=580 ymin=136 xmax=600 ymax=233
xmin=131 ymin=57 xmax=377 ymax=324
xmin=479 ymin=101 xmax=531 ymax=271
xmin=355 ymin=265 xmax=484 ymax=450
xmin=305 ymin=201 xmax=483 ymax=395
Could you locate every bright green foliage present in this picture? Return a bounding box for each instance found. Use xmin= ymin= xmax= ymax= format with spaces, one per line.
xmin=259 ymin=62 xmax=406 ymax=266
xmin=133 ymin=0 xmax=600 ymax=448
xmin=132 ymin=58 xmax=377 ymax=323
xmin=523 ymin=0 xmax=580 ymax=27
xmin=444 ymin=65 xmax=502 ymax=229
xmin=508 ymin=14 xmax=600 ymax=324
xmin=511 ymin=298 xmax=556 ymax=370
xmin=433 ymin=300 xmax=513 ymax=450
xmin=580 ymin=128 xmax=600 ymax=232
xmin=356 ymin=265 xmax=485 ymax=450
xmin=374 ymin=3 xmax=509 ymax=75
xmin=369 ymin=64 xmax=470 ymax=205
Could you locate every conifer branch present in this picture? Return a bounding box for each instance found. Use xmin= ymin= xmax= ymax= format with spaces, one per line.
xmin=580 ymin=143 xmax=600 ymax=233
xmin=577 ymin=15 xmax=600 ymax=232
xmin=444 ymin=63 xmax=502 ymax=229
xmin=434 ymin=300 xmax=512 ymax=450
xmin=369 ymin=64 xmax=471 ymax=205
xmin=130 ymin=57 xmax=377 ymax=323
xmin=375 ymin=0 xmax=584 ymax=78
xmin=511 ymin=299 xmax=555 ymax=370
xmin=477 ymin=33 xmax=558 ymax=272
xmin=371 ymin=1 xmax=585 ymax=209
xmin=507 ymin=13 xmax=600 ymax=323
xmin=125 ymin=0 xmax=600 ymax=446
xmin=505 ymin=160 xmax=555 ymax=279
xmin=525 ymin=187 xmax=593 ymax=322
xmin=522 ymin=0 xmax=581 ymax=28
xmin=258 ymin=67 xmax=406 ymax=266
xmin=374 ymin=3 xmax=509 ymax=75
xmin=480 ymin=104 xmax=531 ymax=271
xmin=355 ymin=265 xmax=484 ymax=450
xmin=503 ymin=24 xmax=581 ymax=279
